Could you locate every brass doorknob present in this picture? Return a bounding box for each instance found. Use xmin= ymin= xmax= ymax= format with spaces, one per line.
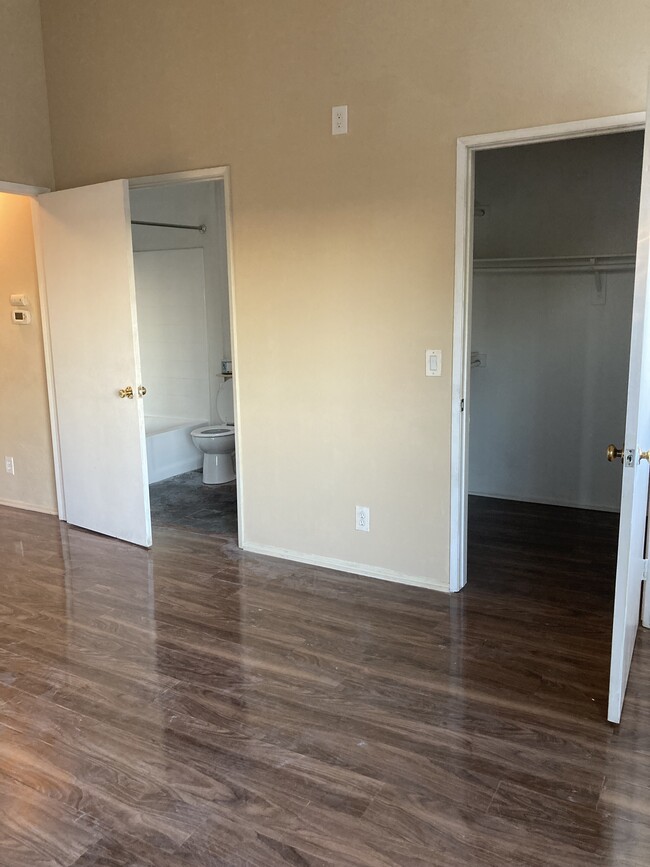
xmin=118 ymin=386 xmax=134 ymax=399
xmin=607 ymin=444 xmax=623 ymax=462
xmin=138 ymin=385 xmax=147 ymax=397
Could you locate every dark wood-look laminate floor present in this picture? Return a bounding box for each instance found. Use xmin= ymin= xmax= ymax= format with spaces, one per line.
xmin=0 ymin=497 xmax=649 ymax=866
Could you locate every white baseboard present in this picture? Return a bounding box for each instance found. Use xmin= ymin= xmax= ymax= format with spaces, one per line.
xmin=468 ymin=490 xmax=619 ymax=513
xmin=242 ymin=541 xmax=449 ymax=592
xmin=0 ymin=497 xmax=58 ymax=516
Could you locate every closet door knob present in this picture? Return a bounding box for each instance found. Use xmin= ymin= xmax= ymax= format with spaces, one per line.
xmin=606 ymin=444 xmax=623 ymax=462
xmin=118 ymin=386 xmax=134 ymax=399
xmin=138 ymin=386 xmax=147 ymax=397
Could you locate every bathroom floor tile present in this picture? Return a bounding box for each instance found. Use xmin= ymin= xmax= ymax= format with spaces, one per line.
xmin=149 ymin=471 xmax=237 ymax=534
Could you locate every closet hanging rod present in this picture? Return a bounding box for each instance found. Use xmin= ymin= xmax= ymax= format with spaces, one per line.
xmin=131 ymin=220 xmax=207 ymax=233
xmin=473 ymin=253 xmax=635 ymax=274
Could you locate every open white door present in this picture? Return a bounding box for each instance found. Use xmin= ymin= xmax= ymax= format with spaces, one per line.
xmin=34 ymin=180 xmax=151 ymax=547
xmin=608 ymin=113 xmax=650 ymax=723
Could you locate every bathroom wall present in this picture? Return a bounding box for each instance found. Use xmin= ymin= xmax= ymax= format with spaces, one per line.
xmin=469 ymin=134 xmax=641 ymax=511
xmin=134 ymin=248 xmax=211 ymax=422
xmin=0 ymin=193 xmax=56 ymax=513
xmin=130 ymin=181 xmax=230 ymax=423
xmin=0 ymin=0 xmax=53 ymax=187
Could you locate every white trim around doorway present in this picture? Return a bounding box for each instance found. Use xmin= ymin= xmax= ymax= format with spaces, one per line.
xmin=449 ymin=112 xmax=646 ymax=593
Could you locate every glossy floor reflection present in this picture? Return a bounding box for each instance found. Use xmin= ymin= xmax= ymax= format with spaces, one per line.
xmin=0 ymin=498 xmax=648 ymax=865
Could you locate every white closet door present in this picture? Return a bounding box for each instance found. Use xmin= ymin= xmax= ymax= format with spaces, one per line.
xmin=35 ymin=180 xmax=151 ymax=547
xmin=608 ymin=107 xmax=650 ymax=723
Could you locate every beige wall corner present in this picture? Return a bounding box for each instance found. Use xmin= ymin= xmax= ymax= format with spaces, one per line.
xmin=37 ymin=1 xmax=650 ymax=587
xmin=0 ymin=0 xmax=53 ymax=188
xmin=0 ymin=193 xmax=56 ymax=513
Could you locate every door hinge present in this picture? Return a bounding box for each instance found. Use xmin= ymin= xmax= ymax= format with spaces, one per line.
xmin=461 ymin=399 xmax=465 ymax=412
xmin=643 ymin=560 xmax=649 ymax=582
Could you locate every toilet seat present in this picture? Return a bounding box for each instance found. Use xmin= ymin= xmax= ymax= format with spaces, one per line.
xmin=190 ymin=384 xmax=236 ymax=484
xmin=191 ymin=425 xmax=234 ymax=437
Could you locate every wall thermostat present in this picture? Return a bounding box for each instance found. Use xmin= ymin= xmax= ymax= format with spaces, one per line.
xmin=11 ymin=309 xmax=31 ymax=324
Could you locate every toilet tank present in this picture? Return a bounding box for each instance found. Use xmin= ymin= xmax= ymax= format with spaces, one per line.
xmin=217 ymin=378 xmax=235 ymax=424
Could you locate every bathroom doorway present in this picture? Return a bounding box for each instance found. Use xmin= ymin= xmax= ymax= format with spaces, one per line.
xmin=128 ymin=173 xmax=238 ymax=539
xmin=33 ymin=166 xmax=240 ymax=548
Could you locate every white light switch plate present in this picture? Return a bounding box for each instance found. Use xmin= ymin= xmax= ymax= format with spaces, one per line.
xmin=425 ymin=349 xmax=442 ymax=376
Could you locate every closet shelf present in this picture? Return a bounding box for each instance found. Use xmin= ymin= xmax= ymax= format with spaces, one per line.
xmin=473 ymin=253 xmax=636 ymax=274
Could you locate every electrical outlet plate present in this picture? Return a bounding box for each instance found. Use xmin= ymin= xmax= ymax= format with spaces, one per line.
xmin=5 ymin=456 xmax=14 ymax=475
xmin=355 ymin=505 xmax=370 ymax=532
xmin=332 ymin=105 xmax=348 ymax=135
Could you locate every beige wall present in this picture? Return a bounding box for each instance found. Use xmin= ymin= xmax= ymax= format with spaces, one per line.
xmin=38 ymin=1 xmax=650 ymax=588
xmin=0 ymin=2 xmax=56 ymax=518
xmin=0 ymin=193 xmax=56 ymax=513
xmin=0 ymin=0 xmax=52 ymax=187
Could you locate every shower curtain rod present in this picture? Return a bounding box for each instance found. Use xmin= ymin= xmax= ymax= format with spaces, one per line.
xmin=473 ymin=253 xmax=635 ymax=274
xmin=131 ymin=219 xmax=207 ymax=233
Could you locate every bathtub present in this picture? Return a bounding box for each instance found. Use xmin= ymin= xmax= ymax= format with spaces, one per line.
xmin=145 ymin=416 xmax=208 ymax=484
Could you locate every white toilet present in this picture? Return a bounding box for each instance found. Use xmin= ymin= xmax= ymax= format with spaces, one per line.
xmin=191 ymin=378 xmax=236 ymax=485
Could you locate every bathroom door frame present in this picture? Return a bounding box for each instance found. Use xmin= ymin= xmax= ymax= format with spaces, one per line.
xmin=128 ymin=166 xmax=243 ymax=546
xmin=449 ymin=111 xmax=646 ymax=593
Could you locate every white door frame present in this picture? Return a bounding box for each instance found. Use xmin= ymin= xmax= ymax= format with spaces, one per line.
xmin=129 ymin=166 xmax=243 ymax=546
xmin=450 ymin=112 xmax=646 ymax=592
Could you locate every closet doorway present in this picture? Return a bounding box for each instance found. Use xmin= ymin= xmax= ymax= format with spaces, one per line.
xmin=469 ymin=133 xmax=639 ymax=515
xmin=450 ymin=112 xmax=650 ymax=724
